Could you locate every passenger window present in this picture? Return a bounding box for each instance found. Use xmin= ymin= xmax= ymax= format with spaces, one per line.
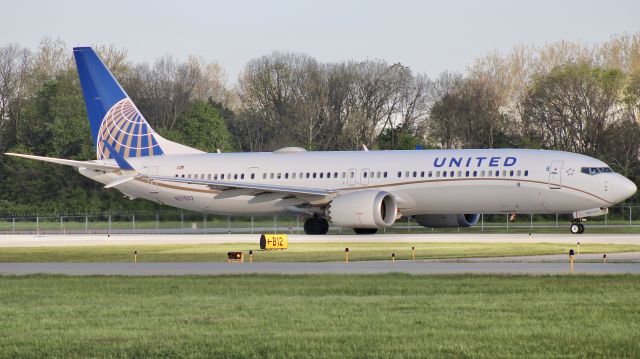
xmin=349 ymin=172 xmax=354 ymax=178
xmin=420 ymin=171 xmax=424 ymax=177
xmin=502 ymin=170 xmax=507 ymax=176
xmin=465 ymin=171 xmax=469 ymax=177
xmin=436 ymin=171 xmax=440 ymax=177
xmin=482 ymin=170 xmax=487 ymax=177
xmin=376 ymin=171 xmax=381 ymax=178
xmin=342 ymin=172 xmax=346 ymax=178
xmin=473 ymin=171 xmax=477 ymax=177
xmin=250 ymin=174 xmax=255 ymax=180
xmin=450 ymin=171 xmax=454 ymax=177
xmin=524 ymin=170 xmax=529 ymax=176
xmin=363 ymin=172 xmax=367 ymax=178
xmin=313 ymin=173 xmax=317 ymax=178
xmin=457 ymin=171 xmax=462 ymax=177
xmin=398 ymin=171 xmax=402 ymax=178
xmin=221 ymin=174 xmax=224 ymax=179
xmin=405 ymin=171 xmax=410 ymax=177
xmin=319 ymin=172 xmax=324 ymax=178
xmin=413 ymin=171 xmax=417 ymax=177
xmin=516 ymin=170 xmax=521 ymax=176
xmin=334 ymin=172 xmax=339 ymax=178
xmin=181 ymin=174 xmax=185 ymax=178
xmin=277 ymin=173 xmax=281 ymax=179
xmin=495 ymin=171 xmax=500 ymax=177
xmin=509 ymin=170 xmax=514 ymax=176
xmin=428 ymin=171 xmax=432 ymax=177
xmin=270 ymin=173 xmax=274 ymax=179
xmin=285 ymin=173 xmax=289 ymax=179
xmin=383 ymin=172 xmax=388 ymax=178
xmin=443 ymin=171 xmax=447 ymax=178
xmin=292 ymin=173 xmax=296 ymax=179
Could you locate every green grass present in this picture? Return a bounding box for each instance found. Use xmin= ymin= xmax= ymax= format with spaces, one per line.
xmin=1 ymin=242 xmax=638 ymax=262
xmin=0 ymin=275 xmax=639 ymax=358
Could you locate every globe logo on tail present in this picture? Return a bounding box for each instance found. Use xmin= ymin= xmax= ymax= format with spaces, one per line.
xmin=96 ymin=98 xmax=164 ymax=160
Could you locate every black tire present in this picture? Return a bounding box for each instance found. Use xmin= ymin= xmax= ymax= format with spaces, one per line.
xmin=578 ymin=223 xmax=585 ymax=234
xmin=353 ymin=228 xmax=378 ymax=235
xmin=304 ymin=217 xmax=329 ymax=235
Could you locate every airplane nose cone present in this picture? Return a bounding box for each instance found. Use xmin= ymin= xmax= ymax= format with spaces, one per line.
xmin=616 ymin=176 xmax=637 ymax=202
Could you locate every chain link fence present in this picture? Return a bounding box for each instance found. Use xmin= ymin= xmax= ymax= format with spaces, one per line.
xmin=1 ymin=206 xmax=639 ymax=235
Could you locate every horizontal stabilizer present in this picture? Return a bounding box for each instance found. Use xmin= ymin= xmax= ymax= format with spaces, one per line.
xmin=5 ymin=153 xmax=119 ymax=172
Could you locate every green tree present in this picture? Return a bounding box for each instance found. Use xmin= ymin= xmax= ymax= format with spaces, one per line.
xmin=161 ymin=100 xmax=234 ymax=152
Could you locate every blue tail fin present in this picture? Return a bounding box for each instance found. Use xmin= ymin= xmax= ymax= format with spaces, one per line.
xmin=74 ymin=47 xmax=164 ymax=160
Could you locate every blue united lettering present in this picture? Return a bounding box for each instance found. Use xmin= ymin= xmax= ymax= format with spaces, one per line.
xmin=433 ymin=156 xmax=517 ymax=168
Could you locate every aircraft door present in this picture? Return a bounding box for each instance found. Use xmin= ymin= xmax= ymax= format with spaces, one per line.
xmin=361 ymin=168 xmax=370 ymax=185
xmin=548 ymin=161 xmax=563 ymax=189
xmin=148 ymin=166 xmax=159 ymax=193
xmin=347 ymin=168 xmax=357 ymax=186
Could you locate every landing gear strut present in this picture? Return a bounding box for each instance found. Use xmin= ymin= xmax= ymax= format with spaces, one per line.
xmin=304 ymin=217 xmax=329 ymax=235
xmin=570 ymin=220 xmax=585 ymax=234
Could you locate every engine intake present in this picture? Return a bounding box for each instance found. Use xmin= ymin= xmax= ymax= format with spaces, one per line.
xmin=414 ymin=214 xmax=480 ymax=228
xmin=327 ymin=191 xmax=397 ymax=228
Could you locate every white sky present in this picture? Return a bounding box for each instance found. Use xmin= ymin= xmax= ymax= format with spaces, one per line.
xmin=2 ymin=0 xmax=639 ymax=83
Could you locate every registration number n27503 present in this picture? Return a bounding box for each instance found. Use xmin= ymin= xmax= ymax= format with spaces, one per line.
xmin=174 ymin=195 xmax=195 ymax=202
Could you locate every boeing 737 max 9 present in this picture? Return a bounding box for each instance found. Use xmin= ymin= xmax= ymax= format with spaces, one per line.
xmin=5 ymin=47 xmax=637 ymax=234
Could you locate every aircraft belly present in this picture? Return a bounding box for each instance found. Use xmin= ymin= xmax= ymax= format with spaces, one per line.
xmin=391 ymin=181 xmax=551 ymax=215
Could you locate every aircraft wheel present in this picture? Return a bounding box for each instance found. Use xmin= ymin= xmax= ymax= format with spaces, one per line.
xmin=304 ymin=217 xmax=329 ymax=235
xmin=570 ymin=223 xmax=581 ymax=234
xmin=353 ymin=228 xmax=378 ymax=235
xmin=578 ymin=223 xmax=585 ymax=234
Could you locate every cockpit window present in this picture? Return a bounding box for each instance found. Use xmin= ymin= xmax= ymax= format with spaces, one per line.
xmin=581 ymin=167 xmax=613 ymax=175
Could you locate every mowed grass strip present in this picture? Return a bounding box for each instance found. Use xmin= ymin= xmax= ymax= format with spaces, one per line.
xmin=0 ymin=275 xmax=639 ymax=358
xmin=0 ymin=242 xmax=638 ymax=262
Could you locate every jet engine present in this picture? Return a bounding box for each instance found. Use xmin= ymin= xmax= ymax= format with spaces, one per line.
xmin=414 ymin=213 xmax=480 ymax=228
xmin=326 ymin=190 xmax=397 ymax=228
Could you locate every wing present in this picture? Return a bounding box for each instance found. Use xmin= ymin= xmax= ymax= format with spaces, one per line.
xmin=150 ymin=175 xmax=335 ymax=201
xmin=5 ymin=152 xmax=120 ymax=172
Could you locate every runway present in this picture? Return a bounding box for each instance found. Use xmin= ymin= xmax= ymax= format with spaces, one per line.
xmin=1 ymin=259 xmax=639 ymax=275
xmin=1 ymin=232 xmax=640 ymax=247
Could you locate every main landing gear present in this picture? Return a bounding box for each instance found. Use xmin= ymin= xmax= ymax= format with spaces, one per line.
xmin=304 ymin=216 xmax=329 ymax=235
xmin=570 ymin=220 xmax=585 ymax=234
xmin=353 ymin=228 xmax=378 ymax=235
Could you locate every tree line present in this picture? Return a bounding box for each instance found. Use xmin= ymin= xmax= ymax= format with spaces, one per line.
xmin=0 ymin=34 xmax=639 ymax=214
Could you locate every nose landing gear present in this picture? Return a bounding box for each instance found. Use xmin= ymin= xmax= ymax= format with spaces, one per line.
xmin=570 ymin=220 xmax=585 ymax=234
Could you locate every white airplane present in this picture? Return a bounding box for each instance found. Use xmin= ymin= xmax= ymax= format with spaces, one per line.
xmin=5 ymin=47 xmax=637 ymax=234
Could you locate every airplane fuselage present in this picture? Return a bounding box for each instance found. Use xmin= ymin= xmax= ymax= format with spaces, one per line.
xmin=79 ymin=148 xmax=633 ymax=217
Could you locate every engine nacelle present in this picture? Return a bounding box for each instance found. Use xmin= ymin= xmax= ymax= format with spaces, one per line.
xmin=327 ymin=190 xmax=397 ymax=228
xmin=414 ymin=214 xmax=480 ymax=228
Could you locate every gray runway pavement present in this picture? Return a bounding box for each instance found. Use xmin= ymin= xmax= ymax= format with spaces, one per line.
xmin=1 ymin=232 xmax=640 ymax=247
xmin=1 ymin=260 xmax=639 ymax=275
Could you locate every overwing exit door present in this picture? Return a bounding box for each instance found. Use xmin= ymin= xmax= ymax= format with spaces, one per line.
xmin=148 ymin=166 xmax=159 ymax=193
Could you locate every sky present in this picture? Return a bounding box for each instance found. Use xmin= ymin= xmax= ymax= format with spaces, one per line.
xmin=2 ymin=0 xmax=639 ymax=83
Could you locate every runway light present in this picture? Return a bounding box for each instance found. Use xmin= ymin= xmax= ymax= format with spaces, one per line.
xmin=603 ymin=254 xmax=607 ymax=263
xmin=577 ymin=242 xmax=580 ymax=255
xmin=345 ymin=248 xmax=349 ymax=263
xmin=392 ymin=252 xmax=395 ymax=263
xmin=569 ymin=249 xmax=575 ymax=274
xmin=412 ymin=246 xmax=415 ymax=261
xmin=249 ymin=250 xmax=253 ymax=263
xmin=133 ymin=250 xmax=138 ymax=264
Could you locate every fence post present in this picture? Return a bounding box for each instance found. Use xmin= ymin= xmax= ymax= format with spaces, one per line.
xmin=530 ymin=213 xmax=533 ymax=231
xmin=251 ymin=216 xmax=254 ymax=234
xmin=407 ymin=216 xmax=411 ymax=232
xmin=155 ymin=213 xmax=159 ymax=234
xmin=481 ymin=214 xmax=484 ymax=231
xmin=605 ymin=212 xmax=608 ymax=228
xmin=204 ymin=214 xmax=208 ymax=234
xmin=273 ymin=215 xmax=277 ymax=234
xmin=85 ymin=216 xmax=88 ymax=233
xmin=132 ymin=214 xmax=136 ymax=233
xmin=180 ymin=212 xmax=184 ymax=234
xmin=60 ymin=216 xmax=63 ymax=234
xmin=108 ymin=215 xmax=112 ymax=235
xmin=506 ymin=214 xmax=509 ymax=231
xmin=36 ymin=216 xmax=39 ymax=236
xmin=12 ymin=218 xmax=15 ymax=234
xmin=555 ymin=213 xmax=558 ymax=228
xmin=227 ymin=215 xmax=231 ymax=234
xmin=630 ymin=206 xmax=632 ymax=227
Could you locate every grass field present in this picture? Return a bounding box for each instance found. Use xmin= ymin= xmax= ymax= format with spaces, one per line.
xmin=0 ymin=275 xmax=639 ymax=358
xmin=1 ymin=242 xmax=638 ymax=262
